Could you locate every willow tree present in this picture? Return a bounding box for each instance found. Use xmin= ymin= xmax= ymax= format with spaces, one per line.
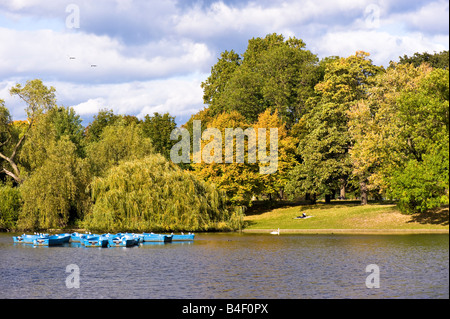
xmin=86 ymin=121 xmax=154 ymax=177
xmin=18 ymin=136 xmax=89 ymax=230
xmin=84 ymin=154 xmax=243 ymax=232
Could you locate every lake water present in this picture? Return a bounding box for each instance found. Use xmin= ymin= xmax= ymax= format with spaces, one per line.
xmin=0 ymin=233 xmax=448 ymax=299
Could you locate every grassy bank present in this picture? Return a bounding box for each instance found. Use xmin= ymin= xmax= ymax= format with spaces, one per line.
xmin=243 ymin=201 xmax=449 ymax=234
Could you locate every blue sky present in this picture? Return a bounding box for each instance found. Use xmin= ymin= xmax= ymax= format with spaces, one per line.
xmin=0 ymin=0 xmax=448 ymax=126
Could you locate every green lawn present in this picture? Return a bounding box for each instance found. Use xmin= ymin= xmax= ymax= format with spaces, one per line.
xmin=243 ymin=201 xmax=449 ymax=232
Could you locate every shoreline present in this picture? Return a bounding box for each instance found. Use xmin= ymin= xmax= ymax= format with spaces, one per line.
xmin=242 ymin=228 xmax=449 ymax=235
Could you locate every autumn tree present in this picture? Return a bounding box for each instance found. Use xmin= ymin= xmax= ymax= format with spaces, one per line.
xmin=349 ymin=63 xmax=449 ymax=213
xmin=191 ymin=111 xmax=259 ymax=205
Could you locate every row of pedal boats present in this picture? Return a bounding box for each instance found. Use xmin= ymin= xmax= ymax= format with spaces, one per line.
xmin=13 ymin=232 xmax=194 ymax=247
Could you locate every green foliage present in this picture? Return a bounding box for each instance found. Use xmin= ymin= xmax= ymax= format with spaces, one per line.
xmin=9 ymin=79 xmax=57 ymax=122
xmin=84 ymin=109 xmax=120 ymax=143
xmin=386 ymin=68 xmax=449 ymax=213
xmin=348 ymin=63 xmax=448 ymax=213
xmin=397 ymin=50 xmax=449 ymax=69
xmin=84 ymin=154 xmax=243 ymax=232
xmin=141 ymin=112 xmax=177 ymax=159
xmin=49 ymin=106 xmax=85 ymax=157
xmin=1 ymin=39 xmax=448 ymax=232
xmin=19 ymin=106 xmax=85 ymax=174
xmin=0 ymin=100 xmax=10 ymax=141
xmin=18 ymin=137 xmax=89 ymax=230
xmin=1 ymin=80 xmax=57 ymax=184
xmin=288 ymin=52 xmax=383 ymax=201
xmin=202 ymin=33 xmax=319 ymax=125
xmin=86 ymin=121 xmax=154 ymax=177
xmin=388 ymin=142 xmax=449 ymax=214
xmin=0 ymin=183 xmax=22 ymax=230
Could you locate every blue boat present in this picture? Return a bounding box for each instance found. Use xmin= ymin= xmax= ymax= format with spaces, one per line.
xmin=108 ymin=235 xmax=136 ymax=247
xmin=82 ymin=235 xmax=109 ymax=248
xmin=33 ymin=233 xmax=71 ymax=246
xmin=133 ymin=233 xmax=144 ymax=244
xmin=171 ymin=233 xmax=195 ymax=241
xmin=12 ymin=234 xmax=33 ymax=243
xmin=13 ymin=233 xmax=49 ymax=244
xmin=70 ymin=232 xmax=88 ymax=243
xmin=142 ymin=232 xmax=173 ymax=242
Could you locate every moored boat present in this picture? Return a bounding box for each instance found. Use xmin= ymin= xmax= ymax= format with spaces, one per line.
xmin=107 ymin=235 xmax=136 ymax=247
xmin=13 ymin=233 xmax=49 ymax=244
xmin=142 ymin=232 xmax=173 ymax=242
xmin=70 ymin=232 xmax=88 ymax=243
xmin=33 ymin=233 xmax=70 ymax=246
xmin=171 ymin=233 xmax=195 ymax=241
xmin=82 ymin=235 xmax=109 ymax=248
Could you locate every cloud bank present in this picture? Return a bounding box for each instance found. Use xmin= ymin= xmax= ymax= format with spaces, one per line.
xmin=0 ymin=0 xmax=448 ymax=125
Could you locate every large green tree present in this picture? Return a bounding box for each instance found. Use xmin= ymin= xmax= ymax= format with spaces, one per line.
xmin=201 ymin=33 xmax=319 ymax=126
xmin=288 ymin=51 xmax=383 ymax=204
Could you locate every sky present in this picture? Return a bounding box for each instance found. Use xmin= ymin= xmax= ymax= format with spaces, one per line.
xmin=0 ymin=0 xmax=448 ymax=126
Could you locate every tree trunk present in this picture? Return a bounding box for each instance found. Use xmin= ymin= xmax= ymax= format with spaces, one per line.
xmin=340 ymin=184 xmax=346 ymax=200
xmin=360 ymin=181 xmax=368 ymax=205
xmin=0 ymin=119 xmax=32 ymax=184
xmin=310 ymin=193 xmax=317 ymax=204
xmin=325 ymin=194 xmax=331 ymax=204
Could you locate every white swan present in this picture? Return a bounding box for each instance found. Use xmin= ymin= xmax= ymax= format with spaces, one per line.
xmin=270 ymin=228 xmax=280 ymax=235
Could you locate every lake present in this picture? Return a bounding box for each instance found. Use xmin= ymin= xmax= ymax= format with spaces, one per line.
xmin=0 ymin=232 xmax=448 ymax=299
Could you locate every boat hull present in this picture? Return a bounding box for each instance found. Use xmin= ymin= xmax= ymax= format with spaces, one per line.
xmin=108 ymin=236 xmax=136 ymax=247
xmin=171 ymin=233 xmax=195 ymax=241
xmin=142 ymin=233 xmax=173 ymax=242
xmin=70 ymin=232 xmax=87 ymax=243
xmin=82 ymin=236 xmax=109 ymax=248
xmin=33 ymin=234 xmax=70 ymax=246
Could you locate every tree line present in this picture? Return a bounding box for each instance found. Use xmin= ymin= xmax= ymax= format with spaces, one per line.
xmin=1 ymin=33 xmax=448 ymax=231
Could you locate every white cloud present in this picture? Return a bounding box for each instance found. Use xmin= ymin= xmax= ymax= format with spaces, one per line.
xmin=0 ymin=27 xmax=213 ymax=83
xmin=1 ymin=0 xmax=448 ymax=126
xmin=316 ymin=29 xmax=448 ymax=66
xmin=55 ymin=74 xmax=206 ymax=119
xmin=385 ymin=0 xmax=449 ymax=35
